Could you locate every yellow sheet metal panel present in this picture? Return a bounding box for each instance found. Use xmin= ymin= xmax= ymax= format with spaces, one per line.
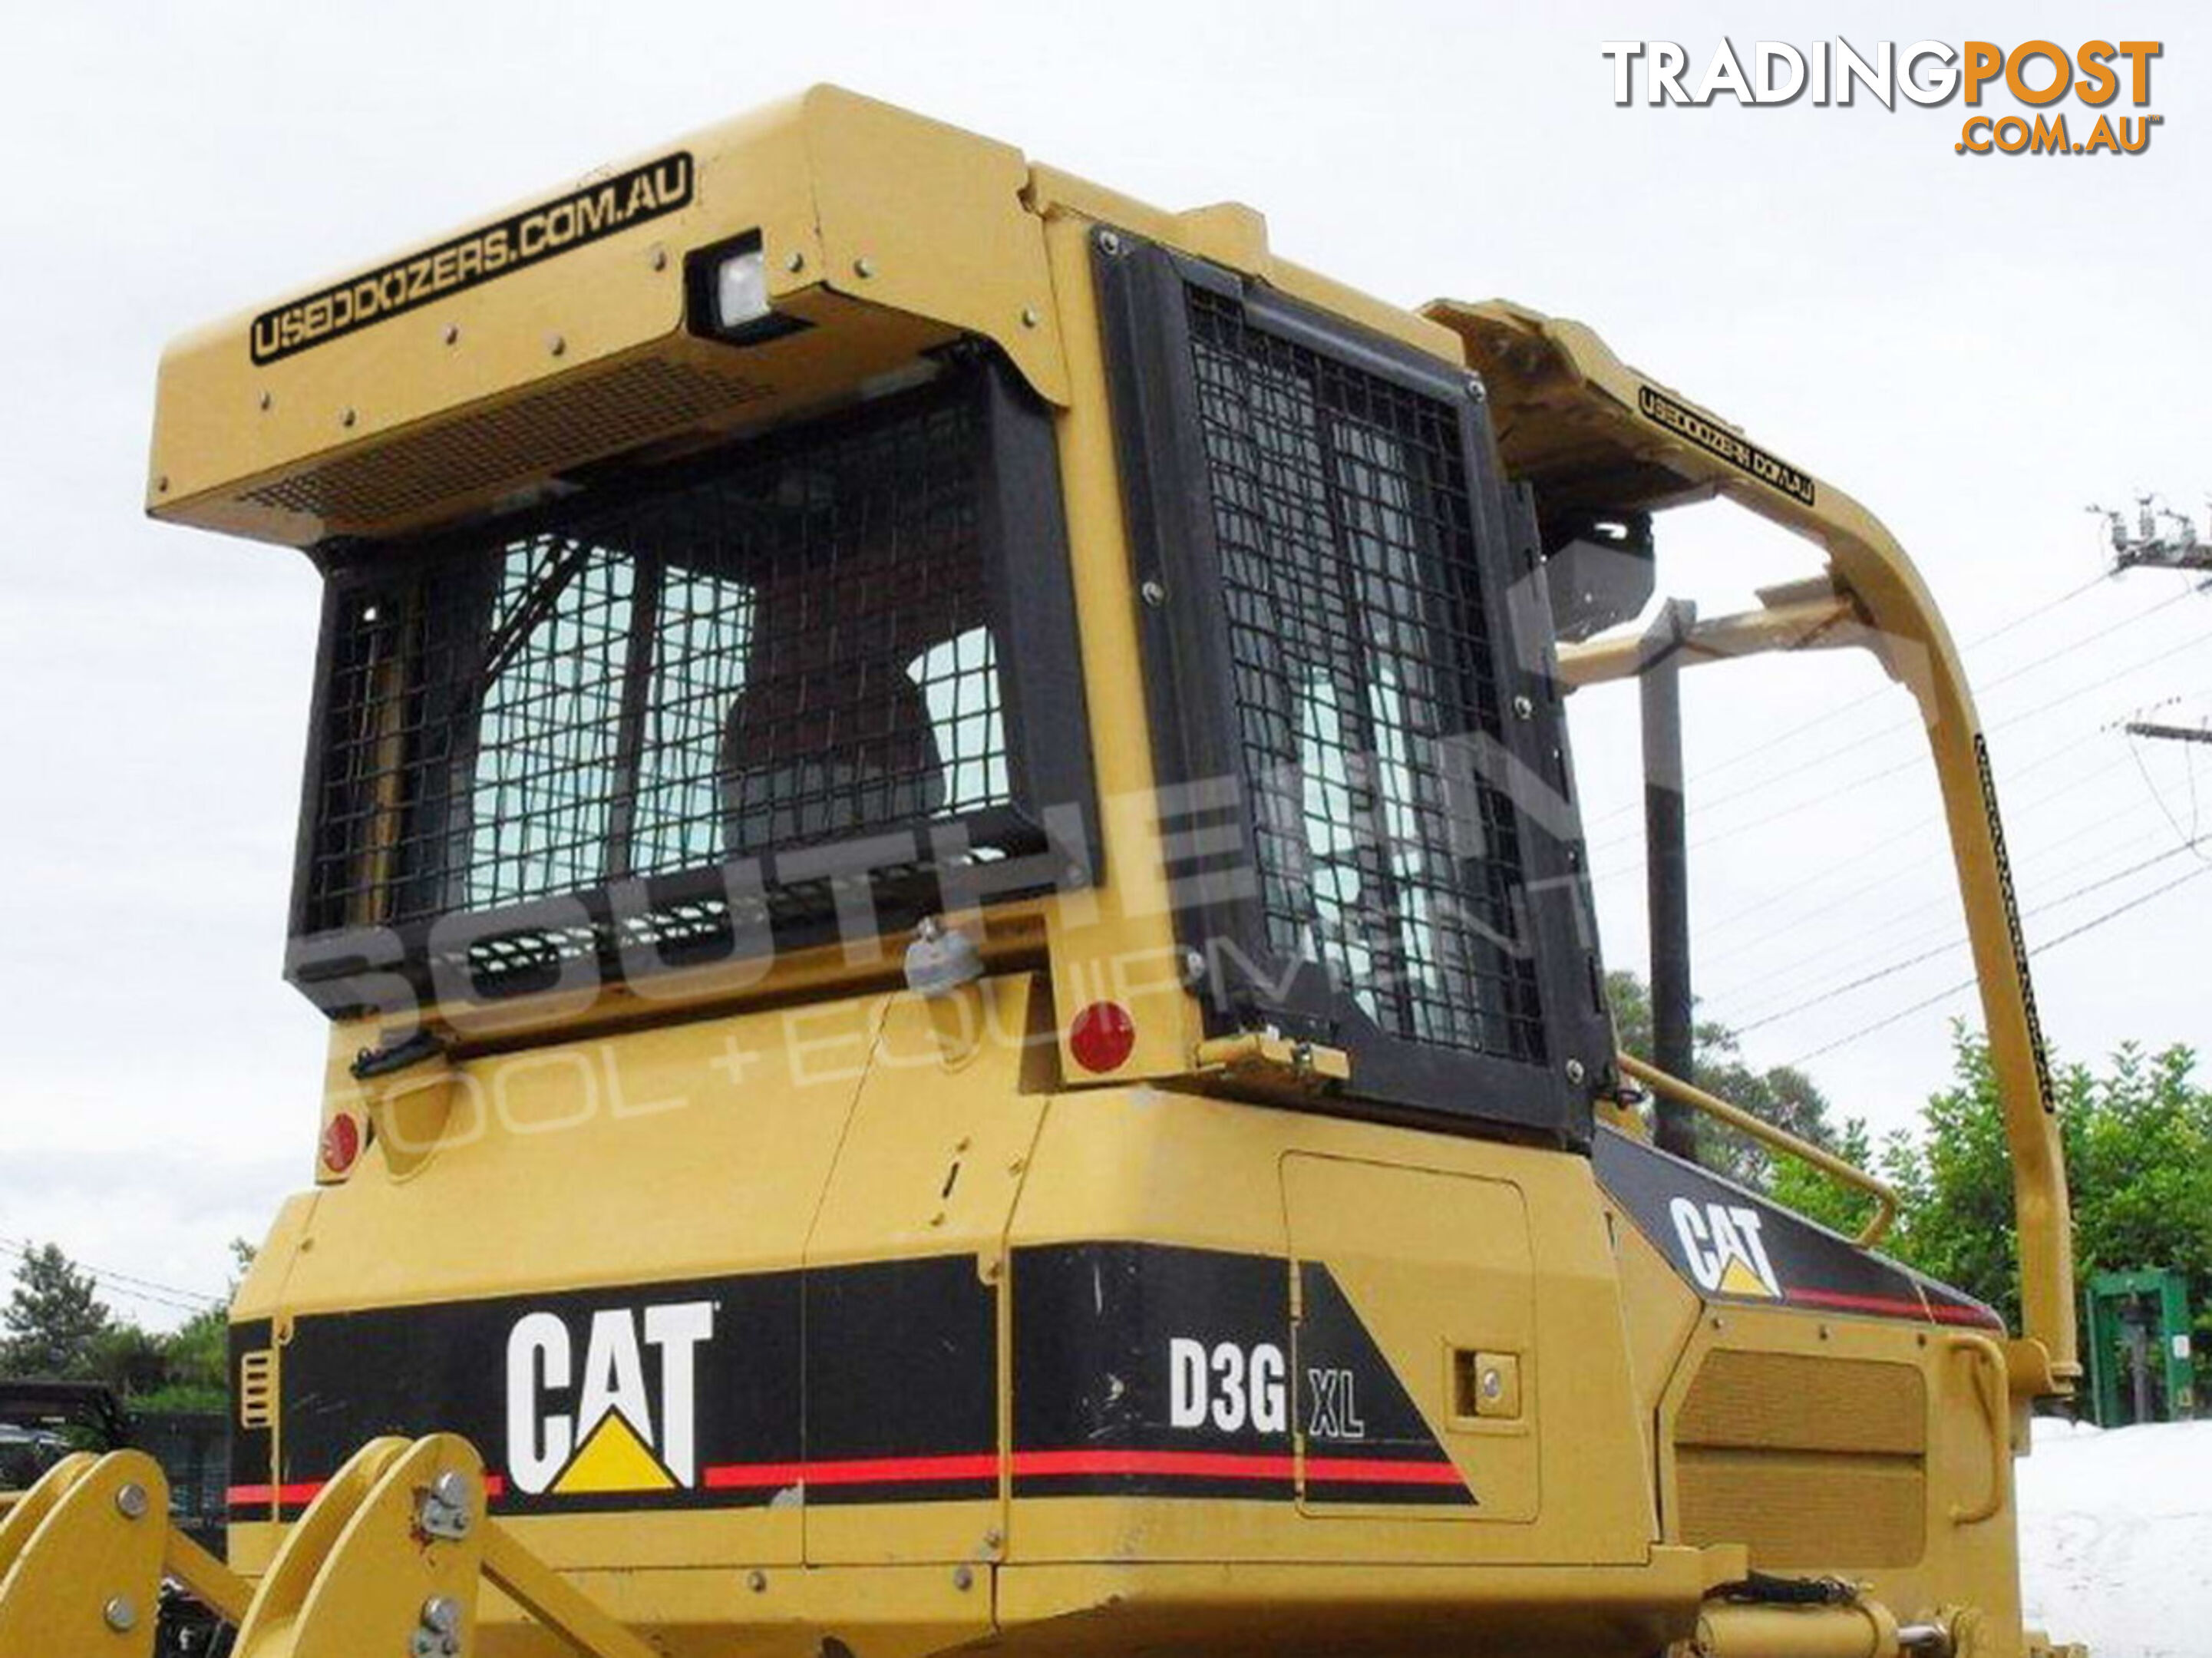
xmin=147 ymin=88 xmax=1068 ymax=547
xmin=1035 ymin=211 xmax=1207 ymax=1087
xmin=1280 ymin=1156 xmax=1538 ymax=1523
xmin=1657 ymin=1307 xmax=2026 ymax=1646
xmin=1005 ymin=1092 xmax=1657 ymax=1568
xmin=147 ymin=97 xmax=807 ymax=530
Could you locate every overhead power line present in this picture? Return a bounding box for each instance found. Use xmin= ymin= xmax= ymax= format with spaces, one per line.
xmin=1732 ymin=837 xmax=2205 ymax=1035
xmin=0 ymin=1235 xmax=226 ymax=1316
xmin=1705 ymin=805 xmax=2187 ymax=1009
xmin=1781 ymin=858 xmax=2212 ymax=1066
xmin=1590 ymin=621 xmax=2212 ymax=883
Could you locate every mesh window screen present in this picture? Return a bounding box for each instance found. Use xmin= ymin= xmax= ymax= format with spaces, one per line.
xmin=1183 ymin=288 xmax=1547 ymax=1064
xmin=303 ymin=378 xmax=1009 ymax=942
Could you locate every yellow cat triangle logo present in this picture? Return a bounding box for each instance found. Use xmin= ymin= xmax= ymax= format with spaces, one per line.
xmin=552 ymin=1410 xmax=678 ymax=1495
xmin=1718 ymin=1253 xmax=1778 ymax=1299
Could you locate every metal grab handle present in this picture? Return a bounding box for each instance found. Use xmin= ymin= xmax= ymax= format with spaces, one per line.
xmin=1616 ymin=1053 xmax=1900 ymax=1248
xmin=1947 ymin=1333 xmax=2012 ymax=1526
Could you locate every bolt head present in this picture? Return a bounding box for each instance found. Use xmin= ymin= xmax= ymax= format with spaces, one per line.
xmin=1097 ymin=230 xmax=1124 ymax=256
xmin=1141 ymin=578 xmax=1167 ymax=607
xmin=340 ymin=408 xmax=358 ymax=429
xmin=421 ymin=1594 xmax=464 ymax=1634
xmin=853 ymin=256 xmax=875 ymax=279
xmin=1479 ymin=1368 xmax=1504 ymax=1401
xmin=1464 ymin=372 xmax=1487 ymax=403
xmin=649 ymin=246 xmax=669 ymax=272
xmin=785 ymin=250 xmax=807 ymax=273
xmin=1564 ymin=1058 xmax=1587 ymax=1085
xmin=952 ymin=1564 xmax=975 ymax=1591
xmin=546 ymin=334 xmax=566 ymax=358
xmin=1020 ymin=306 xmax=1040 ymax=329
xmin=748 ymin=1568 xmax=768 ymax=1592
xmin=443 ymin=324 xmax=461 ymax=345
xmin=104 ymin=1595 xmax=138 ymax=1633
xmin=114 ymin=1481 xmax=150 ymax=1520
xmin=1512 ymin=693 xmax=1534 ymax=720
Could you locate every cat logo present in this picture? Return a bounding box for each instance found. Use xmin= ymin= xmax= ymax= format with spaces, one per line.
xmin=1669 ymin=1198 xmax=1782 ymax=1300
xmin=505 ymin=1302 xmax=715 ymax=1497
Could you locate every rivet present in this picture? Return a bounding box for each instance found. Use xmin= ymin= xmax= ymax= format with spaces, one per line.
xmin=853 ymin=257 xmax=875 ymax=279
xmin=1097 ymin=230 xmax=1124 ymax=256
xmin=258 ymin=390 xmax=274 ymax=411
xmin=1465 ymin=372 xmax=1487 ymax=403
xmin=339 ymin=408 xmax=357 ymax=429
xmin=443 ymin=324 xmax=461 ymax=346
xmin=1512 ymin=693 xmax=1534 ymax=720
xmin=748 ymin=1569 xmax=768 ymax=1593
xmin=649 ymin=246 xmax=668 ymax=272
xmin=952 ymin=1564 xmax=975 ymax=1591
xmin=982 ymin=1528 xmax=1004 ymax=1549
xmin=546 ymin=334 xmax=566 ymax=358
xmin=1020 ymin=306 xmax=1040 ymax=329
xmin=954 ymin=1136 xmax=972 ymax=1153
xmin=154 ymin=474 xmax=170 ymax=494
xmin=786 ymin=250 xmax=807 ymax=273
xmin=421 ymin=1596 xmax=463 ymax=1635
xmin=1819 ymin=1323 xmax=1833 ymax=1341
xmin=929 ymin=1210 xmax=946 ymax=1228
xmin=1711 ymin=1315 xmax=1726 ymax=1331
xmin=1564 ymin=1058 xmax=1587 ymax=1085
xmin=114 ymin=1482 xmax=150 ymax=1520
xmin=1141 ymin=578 xmax=1167 ymax=607
xmin=104 ymin=1596 xmax=138 ymax=1633
xmin=1007 ymin=1157 xmax=1027 ymax=1175
xmin=1479 ymin=1368 xmax=1504 ymax=1401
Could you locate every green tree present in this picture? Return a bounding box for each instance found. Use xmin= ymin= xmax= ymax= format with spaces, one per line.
xmin=2 ymin=1244 xmax=112 ymax=1378
xmin=1877 ymin=1026 xmax=2212 ymax=1396
xmin=1606 ymin=969 xmax=1845 ymax=1184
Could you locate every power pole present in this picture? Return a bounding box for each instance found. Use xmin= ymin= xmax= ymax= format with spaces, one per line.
xmin=1641 ymin=597 xmax=1700 ymax=1163
xmin=2092 ymin=494 xmax=2212 ymax=574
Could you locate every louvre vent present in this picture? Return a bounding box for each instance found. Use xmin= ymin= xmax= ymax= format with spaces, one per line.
xmin=237 ymin=1346 xmax=277 ymax=1430
xmin=1672 ymin=1349 xmax=1927 ymax=1569
xmin=239 ymin=357 xmax=774 ymax=530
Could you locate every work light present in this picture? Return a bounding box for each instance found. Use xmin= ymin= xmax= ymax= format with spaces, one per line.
xmin=685 ymin=231 xmax=804 ymax=345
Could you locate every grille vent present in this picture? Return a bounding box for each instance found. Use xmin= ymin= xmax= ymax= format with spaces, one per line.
xmin=1672 ymin=1349 xmax=1926 ymax=1568
xmin=239 ymin=357 xmax=774 ymax=530
xmin=237 ymin=1347 xmax=277 ymax=1429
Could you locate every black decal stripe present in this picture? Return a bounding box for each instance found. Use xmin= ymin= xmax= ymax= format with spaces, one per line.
xmin=245 ymin=1241 xmax=1483 ymax=1518
xmin=1012 ymin=1243 xmax=1472 ymax=1508
xmin=1637 ymin=385 xmax=1817 ymax=506
xmin=249 ymin=152 xmax=694 ymax=365
xmin=1594 ymin=1126 xmax=2004 ymax=1331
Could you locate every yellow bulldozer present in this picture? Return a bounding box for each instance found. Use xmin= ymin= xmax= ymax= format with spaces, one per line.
xmin=0 ymin=88 xmax=2083 ymax=1658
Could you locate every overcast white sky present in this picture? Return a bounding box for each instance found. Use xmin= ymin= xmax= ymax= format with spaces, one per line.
xmin=0 ymin=3 xmax=2204 ymax=1325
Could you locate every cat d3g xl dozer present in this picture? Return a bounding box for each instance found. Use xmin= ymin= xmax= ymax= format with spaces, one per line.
xmin=0 ymin=88 xmax=2083 ymax=1658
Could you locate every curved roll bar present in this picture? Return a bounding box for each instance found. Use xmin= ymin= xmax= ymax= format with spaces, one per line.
xmin=1427 ymin=297 xmax=2077 ymax=1397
